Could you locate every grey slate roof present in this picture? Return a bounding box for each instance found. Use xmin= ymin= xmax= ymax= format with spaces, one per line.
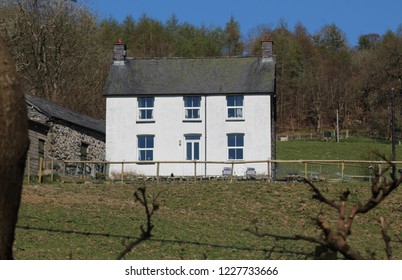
xmin=104 ymin=57 xmax=275 ymax=96
xmin=25 ymin=94 xmax=105 ymax=134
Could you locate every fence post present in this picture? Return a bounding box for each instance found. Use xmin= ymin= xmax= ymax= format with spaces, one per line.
xmin=230 ymin=162 xmax=234 ymax=183
xmin=304 ymin=161 xmax=308 ymax=179
xmin=121 ymin=162 xmax=124 ymax=182
xmin=194 ymin=161 xmax=197 ymax=181
xmin=156 ymin=162 xmax=160 ymax=183
xmin=341 ymin=161 xmax=345 ymax=182
xmin=39 ymin=157 xmax=43 ymax=183
xmin=267 ymin=159 xmax=273 ymax=182
xmin=378 ymin=163 xmax=382 ymax=183
xmin=267 ymin=160 xmax=271 ymax=181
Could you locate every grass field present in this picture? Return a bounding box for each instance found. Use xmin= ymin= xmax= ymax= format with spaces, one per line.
xmin=275 ymin=137 xmax=402 ymax=180
xmin=277 ymin=136 xmax=402 ymax=160
xmin=15 ymin=180 xmax=402 ymax=260
xmin=15 ymin=137 xmax=402 ymax=260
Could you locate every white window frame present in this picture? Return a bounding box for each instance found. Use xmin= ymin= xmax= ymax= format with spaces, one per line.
xmin=227 ymin=133 xmax=244 ymax=160
xmin=137 ymin=97 xmax=154 ymax=121
xmin=183 ymin=96 xmax=201 ymax=121
xmin=226 ymin=95 xmax=244 ymax=120
xmin=137 ymin=135 xmax=154 ymax=161
xmin=184 ymin=135 xmax=201 ymax=160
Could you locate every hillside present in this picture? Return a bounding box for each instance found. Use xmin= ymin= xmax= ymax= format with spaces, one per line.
xmin=16 ymin=181 xmax=402 ymax=259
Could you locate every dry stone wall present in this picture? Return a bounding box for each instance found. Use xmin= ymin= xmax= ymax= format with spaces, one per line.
xmin=25 ymin=104 xmax=105 ymax=175
xmin=48 ymin=123 xmax=105 ymax=161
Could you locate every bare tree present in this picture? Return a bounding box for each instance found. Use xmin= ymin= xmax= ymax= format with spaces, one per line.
xmin=116 ymin=186 xmax=159 ymax=260
xmin=250 ymin=156 xmax=401 ymax=259
xmin=0 ymin=0 xmax=109 ymax=119
xmin=0 ymin=35 xmax=29 ymax=259
xmin=298 ymin=158 xmax=400 ymax=259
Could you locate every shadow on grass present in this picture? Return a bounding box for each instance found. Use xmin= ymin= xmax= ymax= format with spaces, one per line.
xmin=16 ymin=225 xmax=314 ymax=259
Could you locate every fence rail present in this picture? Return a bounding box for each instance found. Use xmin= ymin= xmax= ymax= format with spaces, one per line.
xmin=24 ymin=156 xmax=402 ymax=184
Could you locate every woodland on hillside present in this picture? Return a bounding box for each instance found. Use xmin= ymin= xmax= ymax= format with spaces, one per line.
xmin=1 ymin=0 xmax=401 ymax=139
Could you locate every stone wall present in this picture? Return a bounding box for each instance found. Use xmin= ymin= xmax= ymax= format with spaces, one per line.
xmin=48 ymin=122 xmax=105 ymax=161
xmin=25 ymin=104 xmax=105 ymax=175
xmin=26 ymin=122 xmax=48 ymax=174
xmin=26 ymin=105 xmax=49 ymax=174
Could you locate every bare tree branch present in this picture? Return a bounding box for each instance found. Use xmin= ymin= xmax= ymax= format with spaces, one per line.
xmin=303 ymin=178 xmax=340 ymax=210
xmin=116 ymin=186 xmax=159 ymax=260
xmin=380 ymin=217 xmax=392 ymax=260
xmin=299 ymin=156 xmax=401 ymax=260
xmin=247 ymin=229 xmax=326 ymax=246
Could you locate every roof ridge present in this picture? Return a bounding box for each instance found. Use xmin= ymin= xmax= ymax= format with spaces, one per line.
xmin=25 ymin=94 xmax=105 ymax=134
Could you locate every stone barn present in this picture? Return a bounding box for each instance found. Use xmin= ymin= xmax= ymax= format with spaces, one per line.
xmin=25 ymin=94 xmax=105 ymax=175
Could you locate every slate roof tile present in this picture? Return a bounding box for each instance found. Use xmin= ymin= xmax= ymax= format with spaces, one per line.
xmin=104 ymin=57 xmax=275 ymax=96
xmin=25 ymin=94 xmax=105 ymax=134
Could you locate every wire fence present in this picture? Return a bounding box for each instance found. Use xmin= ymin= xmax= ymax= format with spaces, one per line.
xmin=24 ymin=156 xmax=402 ymax=184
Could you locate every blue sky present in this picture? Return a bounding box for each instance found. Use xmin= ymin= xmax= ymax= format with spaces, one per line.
xmin=87 ymin=0 xmax=402 ymax=47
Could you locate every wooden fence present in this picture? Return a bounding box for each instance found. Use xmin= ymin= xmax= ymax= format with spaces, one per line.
xmin=24 ymin=156 xmax=402 ymax=184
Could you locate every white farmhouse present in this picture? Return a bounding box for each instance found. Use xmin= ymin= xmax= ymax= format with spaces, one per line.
xmin=104 ymin=40 xmax=276 ymax=178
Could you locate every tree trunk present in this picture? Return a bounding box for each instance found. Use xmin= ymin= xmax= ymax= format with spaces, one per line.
xmin=0 ymin=35 xmax=29 ymax=260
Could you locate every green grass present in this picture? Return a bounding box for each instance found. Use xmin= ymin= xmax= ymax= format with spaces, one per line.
xmin=277 ymin=136 xmax=402 ymax=160
xmin=15 ymin=137 xmax=402 ymax=260
xmin=276 ymin=137 xmax=402 ymax=180
xmin=15 ymin=180 xmax=402 ymax=260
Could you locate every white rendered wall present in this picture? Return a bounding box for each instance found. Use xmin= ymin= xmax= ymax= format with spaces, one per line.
xmin=106 ymin=94 xmax=271 ymax=177
xmin=205 ymin=95 xmax=271 ymax=176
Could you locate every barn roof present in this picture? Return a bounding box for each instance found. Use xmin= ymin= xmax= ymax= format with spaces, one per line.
xmin=25 ymin=94 xmax=105 ymax=134
xmin=103 ymin=56 xmax=275 ymax=96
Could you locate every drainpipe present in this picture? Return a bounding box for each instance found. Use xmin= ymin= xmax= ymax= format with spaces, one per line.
xmin=204 ymin=95 xmax=207 ymax=177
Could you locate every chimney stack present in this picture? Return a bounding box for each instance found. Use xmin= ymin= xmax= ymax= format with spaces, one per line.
xmin=261 ymin=38 xmax=274 ymax=63
xmin=113 ymin=39 xmax=127 ymax=65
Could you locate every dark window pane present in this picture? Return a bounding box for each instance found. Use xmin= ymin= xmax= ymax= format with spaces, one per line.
xmin=228 ymin=149 xmax=236 ymax=159
xmin=138 ymin=136 xmax=146 ymax=148
xmin=228 ymin=108 xmax=235 ymax=118
xmin=147 ymin=136 xmax=154 ymax=148
xmin=227 ymin=96 xmax=235 ymax=106
xmin=228 ymin=135 xmax=236 ymax=146
xmin=193 ymin=97 xmax=201 ymax=107
xmin=236 ymin=149 xmax=243 ymax=159
xmin=235 ymin=96 xmax=243 ymax=106
xmin=185 ymin=108 xmax=200 ymax=119
xmin=194 ymin=143 xmax=199 ymax=160
xmin=184 ymin=96 xmax=201 ymax=108
xmin=139 ymin=150 xmax=146 ymax=160
xmin=236 ymin=134 xmax=244 ymax=146
xmin=146 ymin=150 xmax=153 ymax=160
xmin=185 ymin=135 xmax=201 ymax=140
xmin=38 ymin=139 xmax=45 ymax=157
xmin=188 ymin=109 xmax=194 ymax=118
xmin=139 ymin=110 xmax=146 ymax=119
xmin=138 ymin=98 xmax=145 ymax=107
xmin=186 ymin=142 xmax=192 ymax=160
xmin=184 ymin=97 xmax=191 ymax=107
xmin=147 ymin=98 xmax=154 ymax=107
xmin=146 ymin=109 xmax=153 ymax=119
xmin=80 ymin=143 xmax=88 ymax=161
xmin=139 ymin=97 xmax=154 ymax=108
